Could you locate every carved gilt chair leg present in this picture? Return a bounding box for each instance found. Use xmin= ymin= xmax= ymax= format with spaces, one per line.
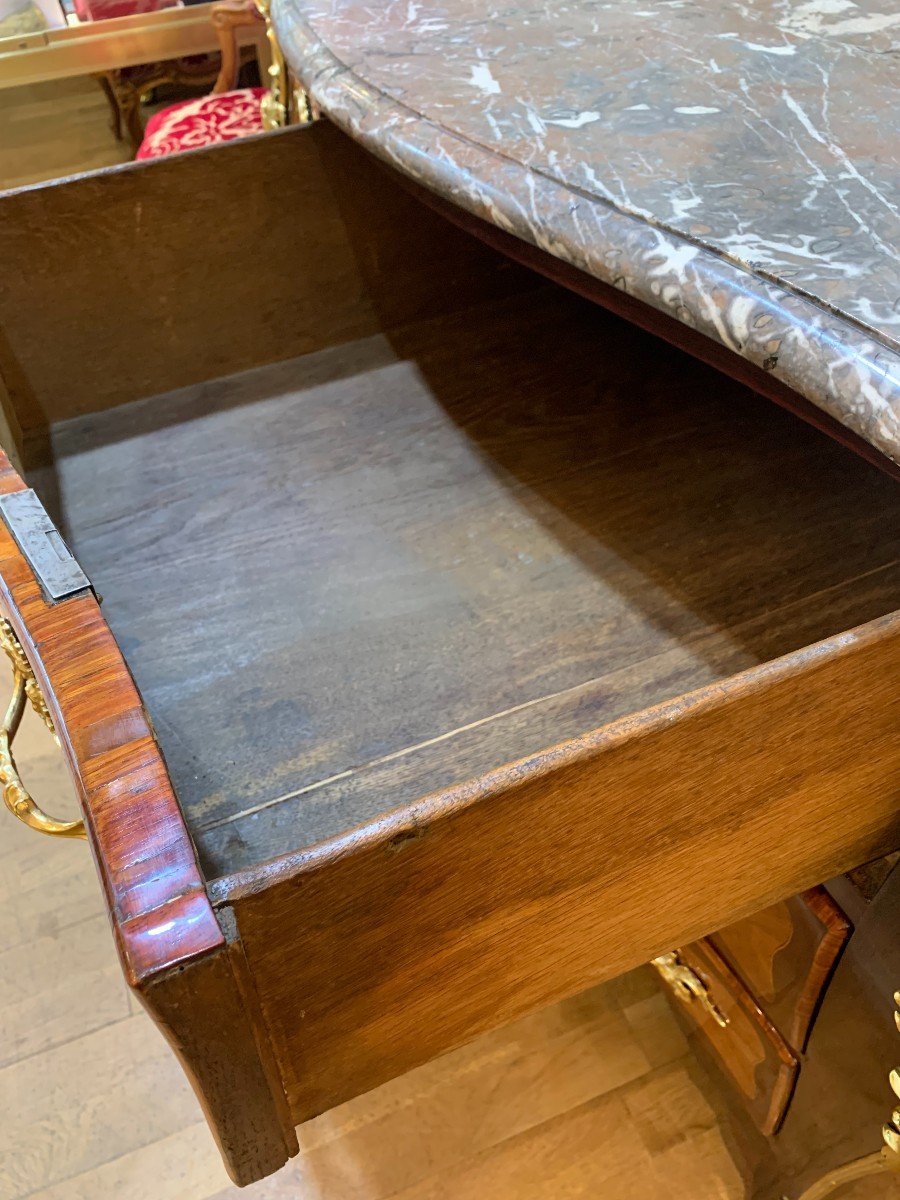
xmin=211 ymin=0 xmax=255 ymax=93
xmin=120 ymin=81 xmax=148 ymax=152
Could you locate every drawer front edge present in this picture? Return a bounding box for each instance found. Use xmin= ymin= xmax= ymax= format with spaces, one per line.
xmin=0 ymin=449 xmax=297 ymax=1185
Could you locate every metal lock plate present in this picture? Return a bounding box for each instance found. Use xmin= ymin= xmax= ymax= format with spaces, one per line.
xmin=0 ymin=489 xmax=91 ymax=603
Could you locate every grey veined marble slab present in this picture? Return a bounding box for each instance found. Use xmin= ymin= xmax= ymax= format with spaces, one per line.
xmin=273 ymin=0 xmax=900 ymax=465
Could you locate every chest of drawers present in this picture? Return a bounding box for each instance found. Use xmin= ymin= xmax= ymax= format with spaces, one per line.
xmin=0 ymin=125 xmax=897 ymax=1187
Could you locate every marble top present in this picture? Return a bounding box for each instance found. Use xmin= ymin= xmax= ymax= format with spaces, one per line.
xmin=273 ymin=0 xmax=900 ymax=466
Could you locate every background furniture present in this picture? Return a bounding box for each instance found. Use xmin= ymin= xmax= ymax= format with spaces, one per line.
xmin=0 ymin=0 xmax=268 ymax=98
xmin=135 ymin=82 xmax=266 ymax=155
xmin=73 ymin=0 xmax=237 ymax=149
xmin=135 ymin=0 xmax=291 ymax=159
xmin=655 ymin=868 xmax=900 ymax=1196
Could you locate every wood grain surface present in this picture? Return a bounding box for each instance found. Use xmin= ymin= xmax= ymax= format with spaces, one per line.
xmin=6 ymin=115 xmax=900 ymax=1188
xmin=0 ymin=451 xmax=295 ymax=1184
xmin=0 ymin=122 xmax=533 ymax=466
xmin=0 ymin=811 xmax=749 ymax=1200
xmin=33 ymin=285 xmax=900 ymax=877
xmin=219 ymin=610 xmax=900 ymax=1124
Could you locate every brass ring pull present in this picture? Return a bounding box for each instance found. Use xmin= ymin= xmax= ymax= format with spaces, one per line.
xmin=0 ymin=617 xmax=84 ymax=839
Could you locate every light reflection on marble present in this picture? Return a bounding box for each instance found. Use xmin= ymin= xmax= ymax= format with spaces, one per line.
xmin=274 ymin=0 xmax=900 ymax=464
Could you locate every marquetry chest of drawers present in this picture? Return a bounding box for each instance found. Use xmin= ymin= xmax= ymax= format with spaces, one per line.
xmin=0 ymin=123 xmax=897 ymax=1196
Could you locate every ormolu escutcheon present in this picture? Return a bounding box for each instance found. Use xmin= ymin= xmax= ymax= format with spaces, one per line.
xmin=651 ymin=950 xmax=729 ymax=1029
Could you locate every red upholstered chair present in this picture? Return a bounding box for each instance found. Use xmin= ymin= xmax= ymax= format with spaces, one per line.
xmin=136 ymin=0 xmax=297 ymax=159
xmin=72 ymin=0 xmax=178 ymax=18
xmin=136 ymin=85 xmax=267 ymax=158
xmin=76 ymin=0 xmax=230 ymax=148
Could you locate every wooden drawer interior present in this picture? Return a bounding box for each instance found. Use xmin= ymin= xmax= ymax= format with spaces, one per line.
xmin=710 ymin=887 xmax=851 ymax=1051
xmin=3 ymin=124 xmax=897 ymax=887
xmin=23 ymin=274 xmax=900 ymax=883
xmin=663 ymin=940 xmax=799 ymax=1136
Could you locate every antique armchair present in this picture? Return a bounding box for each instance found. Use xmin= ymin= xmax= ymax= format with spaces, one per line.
xmin=135 ymin=0 xmax=311 ymax=158
xmin=75 ymin=0 xmax=234 ymax=150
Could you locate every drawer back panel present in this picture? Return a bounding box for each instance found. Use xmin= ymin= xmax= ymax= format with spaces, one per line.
xmin=0 ymin=122 xmax=534 ymax=467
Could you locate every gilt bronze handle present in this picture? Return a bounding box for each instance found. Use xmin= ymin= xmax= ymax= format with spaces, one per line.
xmin=0 ymin=616 xmax=84 ymax=839
xmin=651 ymin=950 xmax=729 ymax=1029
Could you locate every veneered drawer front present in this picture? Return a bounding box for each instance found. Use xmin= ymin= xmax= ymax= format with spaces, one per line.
xmin=709 ymin=886 xmax=851 ymax=1051
xmin=658 ymin=940 xmax=799 ymax=1136
xmin=0 ymin=455 xmax=297 ymax=1184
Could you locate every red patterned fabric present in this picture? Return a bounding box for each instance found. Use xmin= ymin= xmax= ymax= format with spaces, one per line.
xmin=136 ymin=88 xmax=266 ymax=160
xmin=73 ymin=0 xmax=178 ymax=20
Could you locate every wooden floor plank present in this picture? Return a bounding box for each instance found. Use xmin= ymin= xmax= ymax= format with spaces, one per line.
xmin=26 ymin=1124 xmax=230 ymax=1200
xmin=0 ymin=1013 xmax=202 ymax=1196
xmin=0 ymin=77 xmax=131 ymax=191
xmin=243 ymin=987 xmax=652 ymax=1198
xmin=0 ymin=911 xmax=130 ymax=1068
xmin=0 ymin=804 xmax=103 ymax=950
xmin=385 ymin=1088 xmax=657 ymax=1200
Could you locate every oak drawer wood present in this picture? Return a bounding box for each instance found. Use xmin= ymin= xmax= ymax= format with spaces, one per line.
xmin=710 ymin=887 xmax=851 ymax=1052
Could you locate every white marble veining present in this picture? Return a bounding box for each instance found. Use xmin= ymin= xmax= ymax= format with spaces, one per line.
xmin=274 ymin=0 xmax=900 ymax=464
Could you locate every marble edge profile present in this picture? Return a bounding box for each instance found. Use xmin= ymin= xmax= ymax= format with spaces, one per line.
xmin=274 ymin=0 xmax=900 ymax=467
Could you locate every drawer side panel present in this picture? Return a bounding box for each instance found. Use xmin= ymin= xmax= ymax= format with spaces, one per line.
xmin=223 ymin=611 xmax=900 ymax=1123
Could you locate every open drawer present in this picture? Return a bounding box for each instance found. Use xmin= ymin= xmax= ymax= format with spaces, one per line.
xmin=1 ymin=124 xmax=899 ymax=1185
